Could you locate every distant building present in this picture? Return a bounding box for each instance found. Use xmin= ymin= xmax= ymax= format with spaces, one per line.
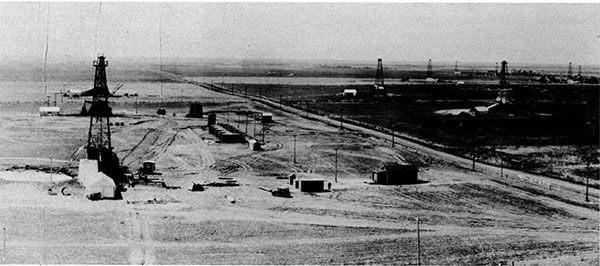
xmin=262 ymin=113 xmax=273 ymax=123
xmin=298 ymin=179 xmax=325 ymax=192
xmin=343 ymin=89 xmax=357 ymax=97
xmin=469 ymin=106 xmax=489 ymax=116
xmin=39 ymin=106 xmax=60 ymax=116
xmin=187 ymin=103 xmax=203 ymax=118
xmin=371 ymin=162 xmax=418 ymax=185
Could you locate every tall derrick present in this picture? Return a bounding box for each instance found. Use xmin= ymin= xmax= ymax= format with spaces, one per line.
xmin=499 ymin=60 xmax=509 ymax=87
xmin=374 ymin=58 xmax=386 ymax=95
xmin=426 ymin=59 xmax=433 ymax=78
xmin=86 ymin=54 xmax=123 ymax=184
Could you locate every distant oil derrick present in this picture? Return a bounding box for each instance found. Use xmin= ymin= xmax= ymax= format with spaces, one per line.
xmin=374 ymin=58 xmax=386 ymax=95
xmin=426 ymin=59 xmax=433 ymax=78
xmin=567 ymin=62 xmax=573 ymax=76
xmin=499 ymin=60 xmax=509 ymax=87
xmin=86 ymin=54 xmax=125 ymax=185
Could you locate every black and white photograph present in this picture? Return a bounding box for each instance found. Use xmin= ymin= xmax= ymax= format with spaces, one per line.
xmin=0 ymin=2 xmax=598 ymax=265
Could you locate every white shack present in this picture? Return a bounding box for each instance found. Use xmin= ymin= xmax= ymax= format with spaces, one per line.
xmin=39 ymin=106 xmax=60 ymax=116
xmin=343 ymin=89 xmax=357 ymax=97
xmin=78 ymin=159 xmax=116 ymax=199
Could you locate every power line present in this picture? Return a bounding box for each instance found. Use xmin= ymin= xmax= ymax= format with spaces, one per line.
xmin=42 ymin=3 xmax=50 ymax=96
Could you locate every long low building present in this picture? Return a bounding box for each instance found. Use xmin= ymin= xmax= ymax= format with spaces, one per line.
xmin=371 ymin=162 xmax=418 ymax=185
xmin=209 ymin=124 xmax=245 ymax=143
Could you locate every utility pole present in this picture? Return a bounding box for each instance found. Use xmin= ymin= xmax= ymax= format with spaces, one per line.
xmin=416 ymin=217 xmax=421 ymax=266
xmin=261 ymin=121 xmax=265 ymax=143
xmin=586 ymin=159 xmax=590 ymax=202
xmin=339 ymin=109 xmax=343 ymax=130
xmin=334 ymin=148 xmax=339 ymax=183
xmin=42 ymin=209 xmax=46 ymax=265
xmin=472 ymin=151 xmax=476 ymax=171
xmin=245 ymin=113 xmax=248 ymax=134
xmin=226 ymin=102 xmax=230 ymax=123
xmin=293 ymin=135 xmax=297 ymax=163
xmin=253 ymin=114 xmax=257 ymax=137
xmin=49 ymin=158 xmax=53 ymax=185
xmin=306 ymin=101 xmax=309 ymax=117
xmin=391 ymin=129 xmax=395 ymax=147
xmin=3 ymin=226 xmax=6 ymax=264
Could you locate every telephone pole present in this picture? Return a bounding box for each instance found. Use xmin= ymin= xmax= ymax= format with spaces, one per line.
xmin=293 ymin=135 xmax=297 ymax=163
xmin=334 ymin=148 xmax=339 ymax=183
xmin=416 ymin=217 xmax=421 ymax=266
xmin=339 ymin=109 xmax=343 ymax=130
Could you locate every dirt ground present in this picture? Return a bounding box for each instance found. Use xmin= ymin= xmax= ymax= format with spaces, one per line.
xmin=0 ymin=81 xmax=597 ymax=265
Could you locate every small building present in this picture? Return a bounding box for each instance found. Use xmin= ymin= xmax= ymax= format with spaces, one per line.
xmin=187 ymin=103 xmax=203 ymax=118
xmin=78 ymin=159 xmax=116 ymax=199
xmin=262 ymin=113 xmax=273 ymax=123
xmin=39 ymin=106 xmax=60 ymax=116
xmin=371 ymin=162 xmax=418 ymax=185
xmin=208 ymin=113 xmax=216 ymax=126
xmin=299 ymin=179 xmax=325 ymax=192
xmin=469 ymin=106 xmax=489 ymax=116
xmin=142 ymin=160 xmax=156 ymax=174
xmin=82 ymin=172 xmax=116 ymax=199
xmin=248 ymin=139 xmax=261 ymax=151
xmin=221 ymin=132 xmax=244 ymax=143
xmin=343 ymin=89 xmax=357 ymax=97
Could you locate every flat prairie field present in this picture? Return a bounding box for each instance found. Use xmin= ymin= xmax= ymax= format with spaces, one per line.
xmin=0 ymin=72 xmax=597 ymax=265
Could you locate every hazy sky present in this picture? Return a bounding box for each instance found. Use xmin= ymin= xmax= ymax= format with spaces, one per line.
xmin=1 ymin=2 xmax=599 ymax=65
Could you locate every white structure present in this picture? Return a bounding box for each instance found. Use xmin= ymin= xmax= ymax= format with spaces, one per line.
xmin=78 ymin=159 xmax=116 ymax=199
xmin=82 ymin=172 xmax=116 ymax=198
xmin=39 ymin=106 xmax=60 ymax=116
xmin=343 ymin=89 xmax=357 ymax=96
xmin=425 ymin=78 xmax=439 ymax=83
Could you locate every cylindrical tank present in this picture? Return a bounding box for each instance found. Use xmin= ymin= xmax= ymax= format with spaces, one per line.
xmin=208 ymin=113 xmax=216 ymax=126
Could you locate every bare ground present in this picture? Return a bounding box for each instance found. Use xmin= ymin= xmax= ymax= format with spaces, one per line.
xmin=0 ymin=82 xmax=597 ymax=265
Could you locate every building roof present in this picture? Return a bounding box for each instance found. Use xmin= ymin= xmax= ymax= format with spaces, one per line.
xmin=39 ymin=106 xmax=60 ymax=112
xmin=377 ymin=162 xmax=417 ymax=173
xmin=471 ymin=106 xmax=489 ymax=113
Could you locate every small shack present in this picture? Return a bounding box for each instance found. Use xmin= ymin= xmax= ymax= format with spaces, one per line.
xmin=82 ymin=172 xmax=116 ymax=198
xmin=78 ymin=159 xmax=116 ymax=199
xmin=299 ymin=179 xmax=325 ymax=192
xmin=142 ymin=160 xmax=156 ymax=173
xmin=39 ymin=106 xmax=60 ymax=116
xmin=372 ymin=162 xmax=418 ymax=185
xmin=343 ymin=89 xmax=357 ymax=97
xmin=248 ymin=139 xmax=261 ymax=151
xmin=187 ymin=103 xmax=203 ymax=118
xmin=262 ymin=113 xmax=273 ymax=123
xmin=208 ymin=113 xmax=216 ymax=126
xmin=469 ymin=106 xmax=489 ymax=116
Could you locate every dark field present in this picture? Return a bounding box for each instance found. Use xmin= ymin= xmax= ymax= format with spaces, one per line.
xmin=218 ymin=83 xmax=599 ymax=147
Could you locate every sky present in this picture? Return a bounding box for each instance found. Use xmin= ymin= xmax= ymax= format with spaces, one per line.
xmin=0 ymin=2 xmax=599 ymax=66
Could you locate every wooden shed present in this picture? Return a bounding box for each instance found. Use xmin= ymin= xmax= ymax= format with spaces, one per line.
xmin=299 ymin=179 xmax=324 ymax=192
xmin=187 ymin=103 xmax=203 ymax=118
xmin=371 ymin=162 xmax=418 ymax=185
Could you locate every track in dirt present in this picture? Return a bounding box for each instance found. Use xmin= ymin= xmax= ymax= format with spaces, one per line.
xmin=128 ymin=212 xmax=155 ymax=265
